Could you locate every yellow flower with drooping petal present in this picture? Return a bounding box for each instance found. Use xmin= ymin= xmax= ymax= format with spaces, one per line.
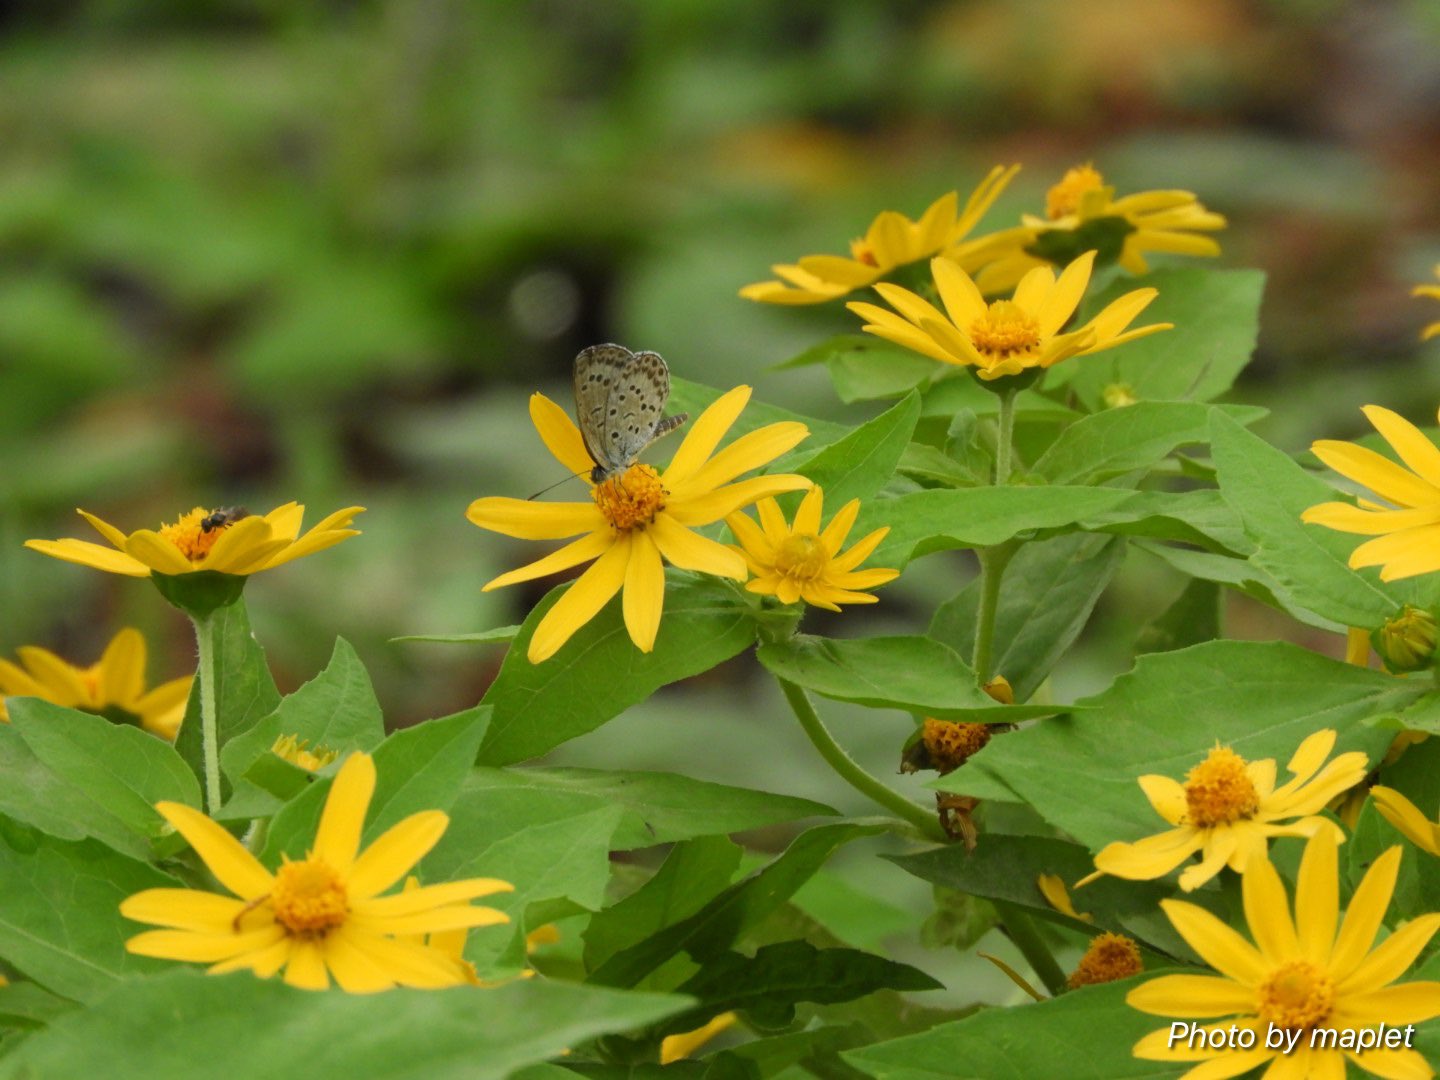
xmin=0 ymin=627 xmax=190 ymax=739
xmin=739 ymin=165 xmax=1020 ymax=305
xmin=25 ymin=503 xmax=363 ymax=579
xmin=1370 ymin=786 xmax=1440 ymax=858
xmin=847 ymin=250 xmax=1170 ymax=381
xmin=1088 ymin=730 xmax=1369 ymax=892
xmin=725 ymin=487 xmax=898 ymax=611
xmin=1128 ymin=830 xmax=1440 ymax=1079
xmin=1413 ymin=264 xmax=1440 ymax=341
xmin=120 ymin=752 xmax=513 ymax=992
xmin=468 ymin=386 xmax=811 ymax=663
xmin=1302 ymin=404 xmax=1440 ymax=581
xmin=970 ymin=162 xmax=1226 ymax=295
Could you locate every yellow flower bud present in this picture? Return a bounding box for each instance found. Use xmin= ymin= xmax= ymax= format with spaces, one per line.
xmin=1372 ymin=605 xmax=1439 ymax=673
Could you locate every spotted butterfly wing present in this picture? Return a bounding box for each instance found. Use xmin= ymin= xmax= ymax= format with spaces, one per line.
xmin=572 ymin=344 xmax=689 ymax=482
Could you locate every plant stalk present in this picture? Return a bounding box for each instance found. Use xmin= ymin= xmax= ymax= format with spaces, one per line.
xmin=193 ymin=613 xmax=222 ymax=813
xmin=994 ymin=901 xmax=1068 ymax=997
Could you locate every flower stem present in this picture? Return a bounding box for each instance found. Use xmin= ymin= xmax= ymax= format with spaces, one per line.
xmin=972 ymin=541 xmax=1017 ymax=685
xmin=778 ymin=676 xmax=946 ymax=842
xmin=993 ymin=900 xmax=1067 ymax=997
xmin=193 ymin=613 xmax=222 ymax=813
xmin=994 ymin=385 xmax=1018 ymax=486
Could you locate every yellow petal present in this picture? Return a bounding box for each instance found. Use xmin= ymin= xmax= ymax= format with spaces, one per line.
xmin=1177 ymin=826 xmax=1240 ymax=891
xmin=649 ymin=514 xmax=748 ymax=578
xmin=0 ymin=658 xmax=46 ymax=697
xmin=312 ymin=752 xmax=376 ymax=873
xmin=915 ymin=191 xmax=960 ymax=251
xmin=665 ymin=474 xmax=812 ymax=527
xmin=1336 ymin=914 xmax=1440 ymax=997
xmin=1300 ymin=503 xmax=1440 ymax=536
xmin=1241 ymin=853 xmax=1298 ymax=963
xmin=1033 ymin=250 xmax=1095 ymax=336
xmin=262 ymin=502 xmax=304 ymax=541
xmin=77 ymin=509 xmax=130 ymax=550
xmin=1329 ymin=846 xmax=1402 ymax=981
xmin=1160 ymin=898 xmax=1268 ymax=985
xmin=23 ymin=538 xmax=151 ymax=576
xmin=671 ymin=422 xmax=810 ymax=498
xmin=99 ymin=629 xmax=147 ymax=704
xmin=1282 ymin=729 xmax=1338 ymax=786
xmin=1093 ymin=827 xmax=1204 ymax=881
xmin=209 ymin=935 xmax=290 ymax=979
xmin=622 ymin=530 xmax=665 ymax=653
xmin=1369 ymin=786 xmax=1440 ymax=856
xmin=830 ymin=527 xmax=889 ymax=573
xmin=1339 ymin=1046 xmax=1434 ymax=1080
xmin=482 ymin=530 xmax=612 ymax=592
xmin=341 ymin=930 xmax=468 ymax=988
xmin=531 ymin=391 xmax=597 ymax=479
xmin=349 ymin=904 xmax=509 ymax=936
xmin=283 ymin=939 xmax=329 ymax=990
xmin=1360 ymin=405 xmax=1440 ymax=489
xmin=1294 ymin=826 xmax=1339 ymax=966
xmin=527 ymin=534 xmax=630 ymax=663
xmin=796 ymin=254 xmax=882 ymax=287
xmin=792 ymin=487 xmax=824 ymax=536
xmin=724 ymin=510 xmax=773 ymax=562
xmin=663 ymin=386 xmax=751 ymax=488
xmin=1311 ymin=440 xmax=1440 ymax=509
xmin=1079 ymin=287 xmax=1160 ymax=347
xmin=15 ymin=646 xmax=87 ymax=705
xmin=200 ymin=515 xmax=276 ymax=574
xmin=119 ymin=888 xmax=248 ymax=931
xmin=1334 ymin=980 xmax=1440 ymax=1027
xmin=360 ymin=878 xmax=514 ymax=916
xmin=739 ymin=278 xmax=849 ymax=305
xmin=930 ymin=257 xmax=987 ymax=330
xmin=126 ymin=925 xmax=286 ymax=962
xmin=258 ymin=525 xmax=361 ymax=572
xmin=1137 ymin=774 xmax=1188 ymax=826
xmin=155 ymin=802 xmax=272 ymax=899
xmin=125 ymin=530 xmax=195 ymax=575
xmin=346 ymin=810 xmax=449 ymax=900
xmin=320 ymin=933 xmax=395 ymax=994
xmin=1125 ymin=973 xmax=1256 ymax=1017
xmin=818 ymin=497 xmax=860 ymax=554
xmin=466 ymin=496 xmax=604 ymax=541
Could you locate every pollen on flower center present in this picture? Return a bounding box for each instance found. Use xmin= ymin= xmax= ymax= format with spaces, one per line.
xmin=1257 ymin=960 xmax=1334 ymax=1032
xmin=159 ymin=509 xmax=228 ymax=563
xmin=272 ymin=857 xmax=348 ymax=937
xmin=1046 ymin=163 xmax=1105 ymax=219
xmin=1183 ymin=746 xmax=1260 ymax=827
xmin=775 ymin=534 xmax=829 ymax=581
xmin=593 ymin=464 xmax=666 ymax=531
xmin=969 ymin=300 xmax=1041 ymax=360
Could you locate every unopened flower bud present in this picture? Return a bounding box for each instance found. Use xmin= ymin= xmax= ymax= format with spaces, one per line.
xmin=1372 ymin=605 xmax=1439 ymax=673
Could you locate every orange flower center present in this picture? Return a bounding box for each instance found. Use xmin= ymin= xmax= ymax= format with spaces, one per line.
xmin=1046 ymin=163 xmax=1105 ymax=220
xmin=969 ymin=300 xmax=1041 ymax=362
xmin=159 ymin=508 xmax=231 ymax=563
xmin=593 ymin=464 xmax=666 ymax=531
xmin=849 ymin=238 xmax=879 ymax=267
xmin=922 ymin=718 xmax=992 ymax=772
xmin=1066 ymin=932 xmax=1142 ymax=989
xmin=272 ymin=857 xmax=349 ymax=938
xmin=1183 ymin=746 xmax=1260 ymax=827
xmin=775 ymin=534 xmax=829 ymax=582
xmin=1257 ymin=960 xmax=1334 ymax=1032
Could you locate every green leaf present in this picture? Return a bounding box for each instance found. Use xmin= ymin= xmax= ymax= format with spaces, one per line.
xmin=665 ymin=942 xmax=941 ymax=1036
xmin=390 ymin=626 xmax=520 ymax=645
xmin=959 ymin=641 xmax=1414 ymax=851
xmin=669 ymin=379 xmax=847 ymax=445
xmin=929 ymin=533 xmax=1125 ymax=701
xmin=480 ymin=574 xmax=755 ymax=765
xmin=920 ymin=378 xmax=1078 ymax=424
xmin=860 ymin=487 xmax=1134 ymax=568
xmin=757 ymin=635 xmax=1060 ymax=721
xmin=0 ymin=981 xmax=73 ymax=1029
xmin=786 ymin=391 xmax=920 ymax=507
xmin=791 ymin=870 xmax=915 ymax=953
xmin=1136 ymin=579 xmax=1223 ymax=655
xmin=1211 ymin=410 xmax=1403 ymax=628
xmin=1068 ymin=268 xmax=1265 ymax=408
xmin=1134 ymin=541 xmax=1338 ymax=632
xmin=1034 ymin=403 xmax=1266 ymax=485
xmin=843 ymin=976 xmax=1176 ymax=1080
xmin=589 ymin=822 xmax=885 ymax=989
xmin=889 ymin=835 xmax=1185 ymax=959
xmin=786 ymin=336 xmax=939 ymax=403
xmin=220 ymin=637 xmax=386 ymax=792
xmin=4 ymin=700 xmax=199 ymax=859
xmin=174 ymin=599 xmax=280 ymax=800
xmin=460 ymin=768 xmax=834 ymax=853
xmin=262 ymin=706 xmax=490 ymax=863
xmin=1077 ymin=490 xmax=1250 ymax=555
xmin=0 ymin=829 xmax=175 ymax=1003
xmin=584 ymin=837 xmax=744 ymax=972
xmin=0 ymin=971 xmax=690 ymax=1080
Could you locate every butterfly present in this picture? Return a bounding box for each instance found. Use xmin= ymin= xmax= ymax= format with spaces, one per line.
xmin=572 ymin=344 xmax=689 ymax=483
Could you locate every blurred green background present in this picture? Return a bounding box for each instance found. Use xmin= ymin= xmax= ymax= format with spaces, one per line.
xmin=5 ymin=0 xmax=1440 ymax=1009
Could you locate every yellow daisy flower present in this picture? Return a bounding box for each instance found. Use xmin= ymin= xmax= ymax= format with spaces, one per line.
xmin=738 ymin=165 xmax=1020 ymax=305
xmin=468 ymin=386 xmax=811 ymax=663
xmin=970 ymin=163 xmax=1226 ymax=295
xmin=1301 ymin=404 xmax=1440 ymax=581
xmin=1128 ymin=830 xmax=1440 ymax=1079
xmin=1413 ymin=264 xmax=1440 ymax=341
xmin=725 ymin=487 xmax=898 ymax=610
xmin=1369 ymin=786 xmax=1440 ymax=858
xmin=0 ymin=627 xmax=190 ymax=739
xmin=25 ymin=502 xmax=364 ymax=579
xmin=120 ymin=752 xmax=513 ymax=993
xmin=1089 ymin=730 xmax=1369 ymax=892
xmin=846 ymin=250 xmax=1170 ymax=382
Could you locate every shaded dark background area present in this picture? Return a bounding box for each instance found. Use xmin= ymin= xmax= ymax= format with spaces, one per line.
xmin=4 ymin=0 xmax=1440 ymax=730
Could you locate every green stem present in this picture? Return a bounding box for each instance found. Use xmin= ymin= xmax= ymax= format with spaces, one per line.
xmin=993 ymin=901 xmax=1067 ymax=997
xmin=193 ymin=613 xmax=222 ymax=814
xmin=778 ymin=676 xmax=945 ymax=842
xmin=994 ymin=385 xmax=1018 ymax=486
xmin=972 ymin=542 xmax=1017 ymax=685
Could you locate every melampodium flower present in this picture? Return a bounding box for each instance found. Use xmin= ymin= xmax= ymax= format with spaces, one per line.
xmin=1413 ymin=264 xmax=1440 ymax=341
xmin=1369 ymin=786 xmax=1440 ymax=857
xmin=1302 ymin=404 xmax=1440 ymax=581
xmin=0 ymin=627 xmax=190 ymax=739
xmin=1089 ymin=729 xmax=1369 ymax=891
xmin=1068 ymin=932 xmax=1142 ymax=989
xmin=970 ymin=163 xmax=1226 ymax=295
xmin=738 ymin=165 xmax=1020 ymax=305
xmin=468 ymin=386 xmax=810 ymax=663
xmin=725 ymin=487 xmax=898 ymax=610
xmin=120 ymin=752 xmax=513 ymax=992
xmin=25 ymin=503 xmax=364 ymax=579
xmin=1128 ymin=830 xmax=1440 ymax=1079
xmin=846 ymin=250 xmax=1170 ymax=381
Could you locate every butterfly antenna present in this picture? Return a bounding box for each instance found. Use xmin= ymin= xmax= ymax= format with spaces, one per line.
xmin=526 ymin=472 xmax=588 ymax=501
